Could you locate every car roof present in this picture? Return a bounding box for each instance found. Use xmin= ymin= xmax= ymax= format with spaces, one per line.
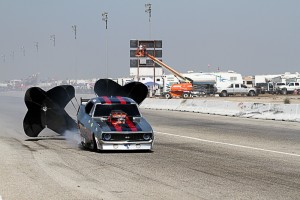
xmin=90 ymin=96 xmax=137 ymax=105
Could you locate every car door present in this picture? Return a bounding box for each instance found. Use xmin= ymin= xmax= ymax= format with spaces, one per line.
xmin=234 ymin=84 xmax=241 ymax=94
xmin=240 ymin=84 xmax=248 ymax=94
xmin=227 ymin=84 xmax=234 ymax=94
xmin=79 ymin=101 xmax=95 ymax=142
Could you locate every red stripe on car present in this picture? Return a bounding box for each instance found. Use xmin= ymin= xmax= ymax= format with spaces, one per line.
xmin=102 ymin=96 xmax=112 ymax=104
xmin=116 ymin=96 xmax=126 ymax=104
xmin=125 ymin=117 xmax=138 ymax=131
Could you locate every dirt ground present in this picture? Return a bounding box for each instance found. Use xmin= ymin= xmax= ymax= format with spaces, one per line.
xmin=197 ymin=94 xmax=300 ymax=104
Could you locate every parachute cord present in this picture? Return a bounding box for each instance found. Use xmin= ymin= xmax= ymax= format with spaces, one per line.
xmin=62 ymin=86 xmax=79 ymax=112
xmin=74 ymin=96 xmax=80 ymax=107
xmin=70 ymin=99 xmax=78 ymax=113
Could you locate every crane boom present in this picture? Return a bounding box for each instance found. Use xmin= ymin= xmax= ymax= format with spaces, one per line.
xmin=136 ymin=47 xmax=191 ymax=83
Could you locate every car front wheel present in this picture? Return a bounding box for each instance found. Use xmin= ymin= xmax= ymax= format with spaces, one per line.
xmin=91 ymin=134 xmax=98 ymax=152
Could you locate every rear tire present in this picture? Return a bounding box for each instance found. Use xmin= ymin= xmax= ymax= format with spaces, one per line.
xmin=165 ymin=93 xmax=171 ymax=99
xmin=80 ymin=135 xmax=88 ymax=149
xmin=220 ymin=91 xmax=227 ymax=97
xmin=248 ymin=90 xmax=255 ymax=96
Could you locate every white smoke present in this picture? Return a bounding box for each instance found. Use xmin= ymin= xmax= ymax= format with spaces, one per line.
xmin=63 ymin=130 xmax=81 ymax=149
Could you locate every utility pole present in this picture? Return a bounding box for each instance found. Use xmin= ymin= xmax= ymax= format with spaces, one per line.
xmin=145 ymin=3 xmax=156 ymax=95
xmin=72 ymin=25 xmax=78 ymax=82
xmin=102 ymin=12 xmax=108 ymax=78
xmin=145 ymin=3 xmax=152 ymax=39
xmin=72 ymin=25 xmax=77 ymax=39
xmin=21 ymin=46 xmax=25 ymax=56
xmin=50 ymin=35 xmax=56 ymax=47
xmin=1 ymin=54 xmax=5 ymax=63
xmin=34 ymin=42 xmax=39 ymax=53
xmin=11 ymin=51 xmax=14 ymax=61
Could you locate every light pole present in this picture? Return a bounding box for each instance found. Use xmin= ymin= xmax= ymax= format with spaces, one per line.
xmin=102 ymin=12 xmax=108 ymax=30
xmin=21 ymin=46 xmax=25 ymax=56
xmin=145 ymin=3 xmax=156 ymax=95
xmin=50 ymin=35 xmax=56 ymax=47
xmin=34 ymin=42 xmax=39 ymax=53
xmin=102 ymin=12 xmax=108 ymax=78
xmin=145 ymin=3 xmax=152 ymax=39
xmin=1 ymin=54 xmax=5 ymax=63
xmin=72 ymin=25 xmax=77 ymax=39
xmin=11 ymin=51 xmax=14 ymax=61
xmin=72 ymin=25 xmax=78 ymax=82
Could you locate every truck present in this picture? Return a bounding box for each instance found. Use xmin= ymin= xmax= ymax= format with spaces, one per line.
xmin=217 ymin=83 xmax=257 ymax=97
xmin=277 ymin=82 xmax=300 ymax=95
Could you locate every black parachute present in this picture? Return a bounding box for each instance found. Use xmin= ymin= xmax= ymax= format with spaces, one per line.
xmin=94 ymin=79 xmax=148 ymax=105
xmin=23 ymin=85 xmax=77 ymax=137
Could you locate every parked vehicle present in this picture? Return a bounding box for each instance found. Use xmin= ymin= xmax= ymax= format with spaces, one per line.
xmin=278 ymin=82 xmax=300 ymax=95
xmin=217 ymin=83 xmax=257 ymax=97
xmin=255 ymin=82 xmax=274 ymax=94
xmin=273 ymin=82 xmax=286 ymax=94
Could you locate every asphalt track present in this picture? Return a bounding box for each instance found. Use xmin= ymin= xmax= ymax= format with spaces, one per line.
xmin=0 ymin=94 xmax=300 ymax=200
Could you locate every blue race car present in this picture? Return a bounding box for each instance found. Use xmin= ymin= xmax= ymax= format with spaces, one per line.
xmin=77 ymin=96 xmax=153 ymax=150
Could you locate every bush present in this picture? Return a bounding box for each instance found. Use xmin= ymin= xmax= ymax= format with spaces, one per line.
xmin=284 ymin=98 xmax=290 ymax=104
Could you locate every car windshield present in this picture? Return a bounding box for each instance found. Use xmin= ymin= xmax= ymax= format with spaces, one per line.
xmin=93 ymin=104 xmax=141 ymax=117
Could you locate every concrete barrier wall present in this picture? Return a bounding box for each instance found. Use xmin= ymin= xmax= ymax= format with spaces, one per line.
xmin=2 ymin=91 xmax=299 ymax=122
xmin=140 ymin=98 xmax=300 ymax=122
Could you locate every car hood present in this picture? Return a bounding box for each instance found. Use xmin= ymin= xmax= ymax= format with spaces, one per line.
xmin=95 ymin=117 xmax=153 ymax=133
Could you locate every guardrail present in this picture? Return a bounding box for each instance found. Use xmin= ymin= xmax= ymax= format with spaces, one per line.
xmin=140 ymin=98 xmax=300 ymax=122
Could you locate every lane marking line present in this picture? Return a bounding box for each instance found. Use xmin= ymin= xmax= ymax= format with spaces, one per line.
xmin=155 ymin=131 xmax=300 ymax=157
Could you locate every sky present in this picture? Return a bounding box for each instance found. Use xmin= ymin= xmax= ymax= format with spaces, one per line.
xmin=0 ymin=0 xmax=299 ymax=81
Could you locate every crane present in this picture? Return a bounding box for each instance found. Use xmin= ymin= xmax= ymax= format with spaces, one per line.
xmin=136 ymin=45 xmax=194 ymax=99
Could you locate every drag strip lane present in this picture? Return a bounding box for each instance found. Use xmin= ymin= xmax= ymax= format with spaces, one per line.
xmin=155 ymin=131 xmax=300 ymax=157
xmin=1 ymin=94 xmax=300 ymax=200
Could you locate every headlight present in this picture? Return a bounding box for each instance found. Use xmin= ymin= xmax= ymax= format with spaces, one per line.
xmin=103 ymin=133 xmax=111 ymax=141
xmin=143 ymin=133 xmax=151 ymax=140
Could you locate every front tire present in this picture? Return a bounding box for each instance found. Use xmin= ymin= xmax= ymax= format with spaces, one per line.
xmin=182 ymin=93 xmax=189 ymax=99
xmin=282 ymin=88 xmax=287 ymax=95
xmin=91 ymin=134 xmax=98 ymax=152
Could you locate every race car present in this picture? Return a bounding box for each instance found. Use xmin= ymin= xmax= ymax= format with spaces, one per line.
xmin=77 ymin=96 xmax=153 ymax=150
xmin=23 ymin=79 xmax=154 ymax=151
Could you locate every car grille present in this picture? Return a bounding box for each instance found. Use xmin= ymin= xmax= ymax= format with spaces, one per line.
xmin=109 ymin=133 xmax=152 ymax=141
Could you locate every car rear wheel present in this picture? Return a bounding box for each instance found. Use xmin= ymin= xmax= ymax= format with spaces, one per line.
xmin=248 ymin=90 xmax=255 ymax=96
xmin=165 ymin=93 xmax=171 ymax=99
xmin=80 ymin=135 xmax=89 ymax=149
xmin=220 ymin=91 xmax=227 ymax=97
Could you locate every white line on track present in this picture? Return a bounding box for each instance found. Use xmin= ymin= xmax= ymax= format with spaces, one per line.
xmin=155 ymin=131 xmax=300 ymax=157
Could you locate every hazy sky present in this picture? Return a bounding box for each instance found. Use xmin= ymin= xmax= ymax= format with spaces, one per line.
xmin=0 ymin=0 xmax=299 ymax=81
